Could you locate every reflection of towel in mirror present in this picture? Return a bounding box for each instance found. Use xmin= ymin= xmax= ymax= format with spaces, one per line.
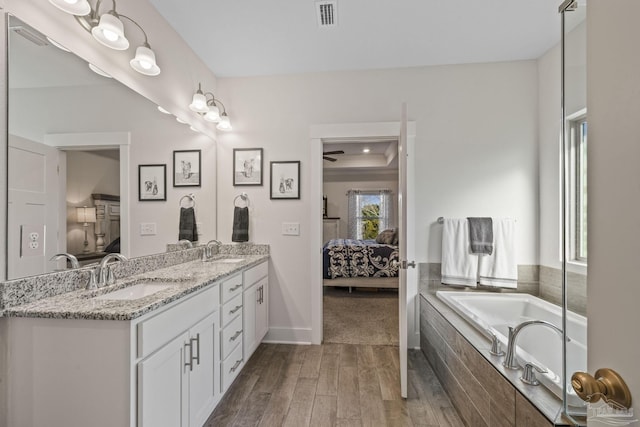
xmin=232 ymin=207 xmax=249 ymax=242
xmin=467 ymin=217 xmax=493 ymax=255
xmin=179 ymin=207 xmax=198 ymax=242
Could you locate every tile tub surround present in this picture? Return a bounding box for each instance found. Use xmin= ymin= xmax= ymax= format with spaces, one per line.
xmin=420 ymin=291 xmax=585 ymax=426
xmin=539 ymin=266 xmax=587 ymax=316
xmin=418 ymin=263 xmax=541 ymax=296
xmin=2 ymin=254 xmax=268 ymax=320
xmin=0 ymin=242 xmax=269 ymax=314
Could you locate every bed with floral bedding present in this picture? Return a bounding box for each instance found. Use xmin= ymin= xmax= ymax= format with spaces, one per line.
xmin=322 ymin=239 xmax=399 ymax=289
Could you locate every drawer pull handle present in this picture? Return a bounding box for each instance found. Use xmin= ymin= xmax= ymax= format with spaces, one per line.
xmin=229 ymin=284 xmax=242 ymax=292
xmin=229 ymin=305 xmax=242 ymax=314
xmin=230 ymin=359 xmax=243 ymax=373
xmin=230 ymin=330 xmax=242 ymax=341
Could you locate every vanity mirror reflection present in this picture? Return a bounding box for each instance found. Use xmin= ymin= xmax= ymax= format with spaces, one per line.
xmin=5 ymin=15 xmax=216 ymax=281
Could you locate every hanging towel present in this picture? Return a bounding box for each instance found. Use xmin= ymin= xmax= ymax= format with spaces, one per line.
xmin=232 ymin=206 xmax=249 ymax=242
xmin=478 ymin=218 xmax=517 ymax=289
xmin=468 ymin=217 xmax=493 ymax=255
xmin=441 ymin=218 xmax=478 ymax=287
xmin=178 ymin=207 xmax=198 ymax=242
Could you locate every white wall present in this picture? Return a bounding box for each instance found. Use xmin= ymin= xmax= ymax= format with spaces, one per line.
xmin=323 ymin=172 xmax=398 ymax=239
xmin=217 ymin=61 xmax=539 ymax=342
xmin=66 ymin=151 xmax=120 ymax=254
xmin=588 ymin=0 xmax=640 ymax=422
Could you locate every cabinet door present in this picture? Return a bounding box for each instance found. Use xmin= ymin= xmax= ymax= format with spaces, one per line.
xmin=243 ymin=283 xmax=258 ymax=358
xmin=138 ymin=332 xmax=190 ymax=427
xmin=255 ymin=279 xmax=269 ymax=343
xmin=188 ymin=311 xmax=220 ymax=427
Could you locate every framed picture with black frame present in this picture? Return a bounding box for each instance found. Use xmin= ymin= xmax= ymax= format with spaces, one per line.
xmin=173 ymin=149 xmax=201 ymax=187
xmin=233 ymin=148 xmax=263 ymax=186
xmin=138 ymin=164 xmax=167 ymax=201
xmin=270 ymin=160 xmax=300 ymax=200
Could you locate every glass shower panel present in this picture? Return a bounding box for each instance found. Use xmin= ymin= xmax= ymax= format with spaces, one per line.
xmin=560 ymin=0 xmax=588 ymax=421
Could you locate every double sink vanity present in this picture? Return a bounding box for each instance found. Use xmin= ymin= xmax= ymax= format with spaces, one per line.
xmin=1 ymin=245 xmax=269 ymax=427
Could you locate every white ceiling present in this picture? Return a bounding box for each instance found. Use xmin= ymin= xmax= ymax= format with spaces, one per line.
xmin=149 ymin=0 xmax=561 ymax=78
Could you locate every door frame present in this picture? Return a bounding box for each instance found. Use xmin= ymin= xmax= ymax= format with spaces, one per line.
xmin=309 ymin=121 xmax=417 ymax=346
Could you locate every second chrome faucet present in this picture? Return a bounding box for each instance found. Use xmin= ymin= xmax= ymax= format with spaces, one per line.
xmin=502 ymin=320 xmax=567 ymax=370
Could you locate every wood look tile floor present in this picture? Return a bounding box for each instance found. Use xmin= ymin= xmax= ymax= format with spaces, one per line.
xmin=206 ymin=344 xmax=464 ymax=427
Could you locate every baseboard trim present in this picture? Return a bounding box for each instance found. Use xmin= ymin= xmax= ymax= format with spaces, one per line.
xmin=263 ymin=327 xmax=312 ymax=345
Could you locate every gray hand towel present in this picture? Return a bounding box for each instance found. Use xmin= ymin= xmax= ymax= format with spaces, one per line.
xmin=467 ymin=217 xmax=493 ymax=255
xmin=179 ymin=207 xmax=198 ymax=242
xmin=232 ymin=206 xmax=249 ymax=242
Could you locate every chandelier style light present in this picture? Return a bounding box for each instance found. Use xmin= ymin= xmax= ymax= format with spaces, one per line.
xmin=189 ymin=83 xmax=232 ymax=131
xmin=48 ymin=0 xmax=160 ymax=76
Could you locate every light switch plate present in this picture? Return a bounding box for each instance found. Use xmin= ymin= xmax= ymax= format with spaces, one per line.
xmin=140 ymin=223 xmax=157 ymax=236
xmin=282 ymin=222 xmax=300 ymax=236
xmin=20 ymin=224 xmax=45 ymax=257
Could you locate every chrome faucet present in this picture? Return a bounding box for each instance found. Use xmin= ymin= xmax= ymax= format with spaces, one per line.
xmin=503 ymin=320 xmax=567 ymax=370
xmin=49 ymin=253 xmax=80 ymax=269
xmin=178 ymin=239 xmax=194 ymax=249
xmin=204 ymin=239 xmax=222 ymax=259
xmin=96 ymin=253 xmax=128 ymax=286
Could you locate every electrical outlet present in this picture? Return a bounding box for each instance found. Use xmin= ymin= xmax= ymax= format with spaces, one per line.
xmin=282 ymin=222 xmax=300 ymax=236
xmin=20 ymin=224 xmax=45 ymax=257
xmin=140 ymin=223 xmax=157 ymax=236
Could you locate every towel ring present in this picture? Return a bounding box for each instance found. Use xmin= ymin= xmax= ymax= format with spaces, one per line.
xmin=180 ymin=193 xmax=196 ymax=208
xmin=234 ymin=193 xmax=250 ymax=208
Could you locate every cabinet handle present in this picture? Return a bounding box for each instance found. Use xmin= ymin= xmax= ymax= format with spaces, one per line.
xmin=257 ymin=286 xmax=261 ymax=303
xmin=229 ymin=305 xmax=242 ymax=315
xmin=259 ymin=285 xmax=264 ymax=304
xmin=230 ymin=359 xmax=243 ymax=373
xmin=191 ymin=333 xmax=200 ymax=366
xmin=230 ymin=330 xmax=242 ymax=341
xmin=229 ymin=284 xmax=242 ymax=292
xmin=184 ymin=342 xmax=193 ymax=372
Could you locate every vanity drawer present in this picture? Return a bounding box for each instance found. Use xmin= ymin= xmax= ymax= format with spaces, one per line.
xmin=244 ymin=261 xmax=268 ymax=287
xmin=221 ymin=274 xmax=243 ymax=303
xmin=137 ymin=285 xmax=219 ymax=358
xmin=221 ymin=343 xmax=244 ymax=392
xmin=221 ymin=314 xmax=243 ymax=360
xmin=222 ymin=293 xmax=243 ymax=326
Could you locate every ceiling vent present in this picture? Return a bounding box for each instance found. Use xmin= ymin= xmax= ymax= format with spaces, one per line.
xmin=10 ymin=25 xmax=48 ymax=46
xmin=316 ymin=1 xmax=337 ymax=27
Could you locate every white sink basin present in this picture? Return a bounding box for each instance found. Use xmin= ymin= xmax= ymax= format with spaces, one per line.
xmin=94 ymin=282 xmax=175 ymax=301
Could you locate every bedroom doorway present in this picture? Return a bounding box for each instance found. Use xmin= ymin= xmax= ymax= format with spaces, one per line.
xmin=309 ymin=118 xmax=417 ymax=398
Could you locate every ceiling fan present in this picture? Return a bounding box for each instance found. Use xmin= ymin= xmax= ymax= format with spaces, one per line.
xmin=323 ymin=150 xmax=345 ymax=162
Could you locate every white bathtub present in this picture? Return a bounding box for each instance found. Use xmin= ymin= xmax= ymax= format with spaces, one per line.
xmin=436 ymin=291 xmax=587 ymax=407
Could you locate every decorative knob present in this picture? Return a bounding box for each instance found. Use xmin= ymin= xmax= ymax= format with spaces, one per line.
xmin=571 ymin=368 xmax=632 ymax=409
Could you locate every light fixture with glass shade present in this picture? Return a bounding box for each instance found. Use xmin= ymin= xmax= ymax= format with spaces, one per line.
xmin=76 ymin=206 xmax=97 ymax=253
xmin=189 ymin=82 xmax=232 ymax=130
xmin=47 ymin=0 xmax=161 ymax=76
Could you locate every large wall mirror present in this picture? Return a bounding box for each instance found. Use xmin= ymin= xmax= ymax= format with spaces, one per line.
xmin=6 ymin=15 xmax=216 ymax=281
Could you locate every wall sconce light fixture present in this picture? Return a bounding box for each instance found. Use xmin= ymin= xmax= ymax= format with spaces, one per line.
xmin=189 ymin=83 xmax=232 ymax=131
xmin=48 ymin=0 xmax=161 ymax=76
xmin=76 ymin=206 xmax=97 ymax=253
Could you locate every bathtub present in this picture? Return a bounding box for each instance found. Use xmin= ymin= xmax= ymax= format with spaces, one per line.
xmin=436 ymin=291 xmax=587 ymax=407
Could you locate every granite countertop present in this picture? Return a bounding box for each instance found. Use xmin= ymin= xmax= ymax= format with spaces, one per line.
xmin=2 ymin=255 xmax=268 ymax=321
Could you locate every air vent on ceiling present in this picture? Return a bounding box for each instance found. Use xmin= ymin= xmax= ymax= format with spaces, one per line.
xmin=316 ymin=1 xmax=337 ymax=27
xmin=10 ymin=25 xmax=48 ymax=46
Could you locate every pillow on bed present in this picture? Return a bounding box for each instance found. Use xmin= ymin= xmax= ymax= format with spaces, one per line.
xmin=391 ymin=228 xmax=399 ymax=245
xmin=375 ymin=229 xmax=395 ymax=244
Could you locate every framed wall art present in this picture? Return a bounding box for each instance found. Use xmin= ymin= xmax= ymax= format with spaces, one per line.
xmin=233 ymin=148 xmax=263 ymax=186
xmin=270 ymin=161 xmax=300 ymax=200
xmin=173 ymin=149 xmax=201 ymax=187
xmin=138 ymin=164 xmax=167 ymax=201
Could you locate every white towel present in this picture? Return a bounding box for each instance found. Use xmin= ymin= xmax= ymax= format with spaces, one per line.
xmin=441 ymin=218 xmax=478 ymax=287
xmin=478 ymin=218 xmax=517 ymax=289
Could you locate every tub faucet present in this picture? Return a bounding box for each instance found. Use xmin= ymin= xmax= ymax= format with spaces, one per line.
xmin=503 ymin=320 xmax=567 ymax=370
xmin=178 ymin=239 xmax=193 ymax=249
xmin=49 ymin=253 xmax=80 ymax=269
xmin=96 ymin=253 xmax=128 ymax=286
